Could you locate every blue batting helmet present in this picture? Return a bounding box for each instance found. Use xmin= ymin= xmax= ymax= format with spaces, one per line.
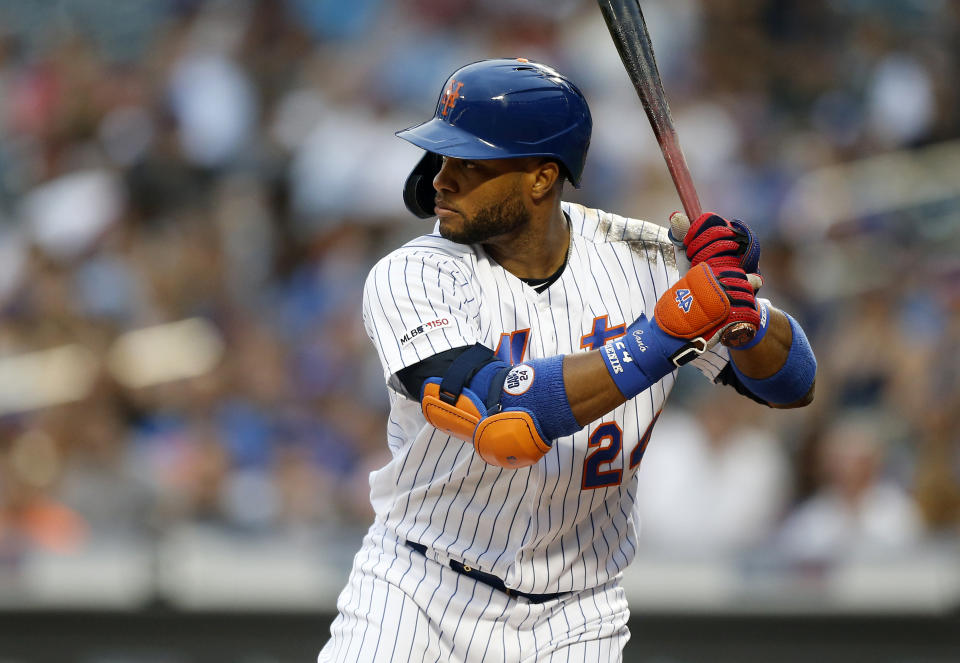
xmin=397 ymin=58 xmax=593 ymax=218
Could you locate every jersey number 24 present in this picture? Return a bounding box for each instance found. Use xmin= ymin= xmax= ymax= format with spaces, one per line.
xmin=582 ymin=412 xmax=661 ymax=490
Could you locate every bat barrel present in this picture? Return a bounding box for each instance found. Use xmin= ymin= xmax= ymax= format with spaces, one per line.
xmin=597 ymin=0 xmax=702 ymax=220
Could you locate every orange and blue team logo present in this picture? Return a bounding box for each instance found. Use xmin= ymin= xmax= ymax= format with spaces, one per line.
xmin=497 ymin=316 xmax=627 ymax=364
xmin=675 ymin=288 xmax=693 ymax=313
xmin=440 ymin=79 xmax=464 ymax=117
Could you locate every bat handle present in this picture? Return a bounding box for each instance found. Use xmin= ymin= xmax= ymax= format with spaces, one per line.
xmin=659 ymin=131 xmax=701 ymax=221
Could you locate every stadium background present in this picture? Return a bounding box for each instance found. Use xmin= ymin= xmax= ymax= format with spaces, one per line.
xmin=0 ymin=0 xmax=957 ymax=661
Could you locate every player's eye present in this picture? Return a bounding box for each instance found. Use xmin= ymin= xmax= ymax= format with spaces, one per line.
xmin=461 ymin=160 xmax=476 ymax=169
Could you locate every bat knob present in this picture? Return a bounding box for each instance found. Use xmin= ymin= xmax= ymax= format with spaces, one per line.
xmin=669 ymin=211 xmax=690 ymax=243
xmin=720 ymin=322 xmax=757 ymax=348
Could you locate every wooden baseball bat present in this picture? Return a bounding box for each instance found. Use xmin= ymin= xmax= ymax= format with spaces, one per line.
xmin=597 ymin=0 xmax=756 ymax=347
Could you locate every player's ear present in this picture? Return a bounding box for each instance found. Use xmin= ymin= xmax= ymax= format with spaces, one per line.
xmin=529 ymin=160 xmax=560 ymax=202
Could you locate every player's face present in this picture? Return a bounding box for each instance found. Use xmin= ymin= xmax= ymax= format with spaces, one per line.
xmin=432 ymin=156 xmax=532 ymax=245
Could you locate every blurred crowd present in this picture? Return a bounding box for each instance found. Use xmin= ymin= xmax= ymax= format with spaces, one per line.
xmin=0 ymin=0 xmax=957 ymax=576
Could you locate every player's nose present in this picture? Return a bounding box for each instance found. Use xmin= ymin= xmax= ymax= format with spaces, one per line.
xmin=433 ymin=157 xmax=458 ymax=193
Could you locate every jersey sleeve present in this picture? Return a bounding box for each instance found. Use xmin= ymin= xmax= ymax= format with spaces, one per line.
xmin=688 ymin=343 xmax=730 ymax=381
xmin=362 ymin=249 xmax=481 ymax=383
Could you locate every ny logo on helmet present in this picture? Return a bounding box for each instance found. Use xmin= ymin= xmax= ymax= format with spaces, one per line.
xmin=440 ymin=80 xmax=464 ymax=117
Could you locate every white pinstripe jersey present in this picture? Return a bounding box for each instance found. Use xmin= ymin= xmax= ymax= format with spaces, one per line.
xmin=361 ymin=202 xmax=730 ymax=595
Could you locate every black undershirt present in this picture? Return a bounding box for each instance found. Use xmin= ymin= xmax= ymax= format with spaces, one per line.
xmin=521 ymin=252 xmax=568 ymax=293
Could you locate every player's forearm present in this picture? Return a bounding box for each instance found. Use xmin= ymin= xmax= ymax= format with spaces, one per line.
xmin=729 ymin=305 xmax=816 ymax=407
xmin=563 ymin=351 xmax=629 ymax=427
xmin=729 ymin=306 xmax=791 ymax=376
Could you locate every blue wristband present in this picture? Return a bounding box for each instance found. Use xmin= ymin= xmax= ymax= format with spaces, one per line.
xmin=733 ymin=313 xmax=816 ymax=404
xmin=601 ymin=334 xmax=651 ymax=397
xmin=733 ymin=300 xmax=769 ymax=351
xmin=600 ymin=314 xmax=687 ymax=399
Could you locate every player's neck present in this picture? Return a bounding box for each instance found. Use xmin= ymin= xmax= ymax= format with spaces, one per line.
xmin=482 ymin=206 xmax=569 ymax=280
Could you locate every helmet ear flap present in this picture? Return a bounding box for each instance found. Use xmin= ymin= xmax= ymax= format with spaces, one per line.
xmin=403 ymin=152 xmax=442 ymax=219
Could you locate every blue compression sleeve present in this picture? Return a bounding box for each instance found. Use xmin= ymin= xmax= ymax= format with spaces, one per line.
xmin=732 ymin=313 xmax=816 ymax=404
xmin=469 ymin=356 xmax=580 ymax=441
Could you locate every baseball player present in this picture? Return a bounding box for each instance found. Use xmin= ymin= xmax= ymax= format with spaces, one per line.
xmin=318 ymin=59 xmax=816 ymax=662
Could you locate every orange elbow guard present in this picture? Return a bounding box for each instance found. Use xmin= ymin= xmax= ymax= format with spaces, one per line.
xmin=421 ymin=381 xmax=551 ymax=469
xmin=473 ymin=411 xmax=551 ymax=469
xmin=421 ymin=381 xmax=483 ymax=441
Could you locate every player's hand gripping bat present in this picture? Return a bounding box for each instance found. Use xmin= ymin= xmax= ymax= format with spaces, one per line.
xmin=597 ymin=0 xmax=757 ymax=347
